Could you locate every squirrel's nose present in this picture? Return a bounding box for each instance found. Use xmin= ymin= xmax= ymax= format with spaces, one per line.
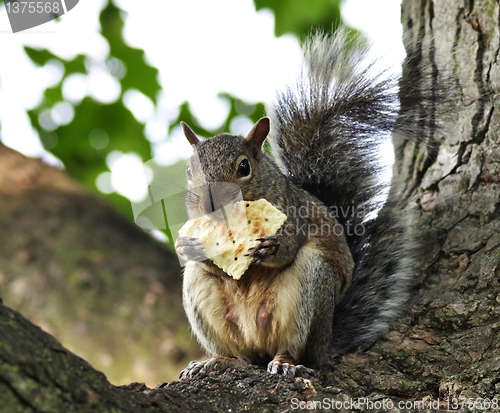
xmin=200 ymin=189 xmax=215 ymax=215
xmin=198 ymin=182 xmax=243 ymax=216
xmin=199 ymin=183 xmax=220 ymax=215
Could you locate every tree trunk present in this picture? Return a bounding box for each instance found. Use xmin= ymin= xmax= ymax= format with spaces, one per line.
xmin=1 ymin=0 xmax=500 ymax=411
xmin=320 ymin=0 xmax=500 ymax=406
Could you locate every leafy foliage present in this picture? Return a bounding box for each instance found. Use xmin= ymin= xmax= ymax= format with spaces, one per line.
xmin=99 ymin=2 xmax=160 ymax=105
xmin=254 ymin=0 xmax=345 ymax=38
xmin=23 ymin=2 xmax=162 ymax=218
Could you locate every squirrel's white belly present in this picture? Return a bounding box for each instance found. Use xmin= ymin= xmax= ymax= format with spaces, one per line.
xmin=182 ymin=260 xmax=306 ymax=361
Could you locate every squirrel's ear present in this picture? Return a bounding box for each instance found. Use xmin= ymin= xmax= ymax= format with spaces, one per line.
xmin=245 ymin=117 xmax=270 ymax=159
xmin=181 ymin=122 xmax=201 ymax=146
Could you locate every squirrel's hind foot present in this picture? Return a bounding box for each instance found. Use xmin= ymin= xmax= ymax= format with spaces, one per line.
xmin=267 ymin=359 xmax=315 ymax=379
xmin=179 ymin=356 xmax=246 ymax=379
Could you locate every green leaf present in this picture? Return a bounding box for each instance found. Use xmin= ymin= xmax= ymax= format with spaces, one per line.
xmin=64 ymin=54 xmax=86 ymax=74
xmin=24 ymin=47 xmax=55 ymax=66
xmin=24 ymin=47 xmax=86 ymax=73
xmin=99 ymin=2 xmax=161 ymax=104
xmin=254 ymin=0 xmax=344 ymax=38
xmin=47 ymin=97 xmax=151 ymax=185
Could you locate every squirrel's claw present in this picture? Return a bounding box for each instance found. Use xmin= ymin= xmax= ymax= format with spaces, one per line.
xmin=179 ymin=360 xmax=206 ymax=379
xmin=175 ymin=236 xmax=207 ymax=262
xmin=267 ymin=360 xmax=315 ymax=379
xmin=179 ymin=357 xmax=246 ymax=379
xmin=245 ymin=235 xmax=280 ymax=263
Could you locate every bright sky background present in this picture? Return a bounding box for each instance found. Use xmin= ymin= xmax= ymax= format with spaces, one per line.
xmin=0 ymin=0 xmax=404 ymax=205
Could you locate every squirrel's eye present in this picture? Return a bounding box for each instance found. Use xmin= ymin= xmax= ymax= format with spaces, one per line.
xmin=237 ymin=159 xmax=251 ymax=178
xmin=186 ymin=165 xmax=192 ymax=180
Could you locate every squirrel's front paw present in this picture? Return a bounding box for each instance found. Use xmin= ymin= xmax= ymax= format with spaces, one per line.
xmin=175 ymin=236 xmax=207 ymax=262
xmin=245 ymin=235 xmax=280 ymax=264
xmin=267 ymin=360 xmax=315 ymax=379
xmin=179 ymin=356 xmax=246 ymax=379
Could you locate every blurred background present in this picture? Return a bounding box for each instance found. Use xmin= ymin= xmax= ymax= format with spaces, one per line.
xmin=0 ymin=0 xmax=403 ymax=386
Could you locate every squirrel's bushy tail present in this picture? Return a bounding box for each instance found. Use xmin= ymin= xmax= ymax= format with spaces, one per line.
xmin=267 ymin=29 xmax=416 ymax=352
xmin=268 ymin=30 xmax=400 ymax=232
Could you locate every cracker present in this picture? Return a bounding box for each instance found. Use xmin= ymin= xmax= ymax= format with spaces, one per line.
xmin=178 ymin=199 xmax=287 ymax=279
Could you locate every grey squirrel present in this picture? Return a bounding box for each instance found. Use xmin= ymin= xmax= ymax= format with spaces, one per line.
xmin=175 ymin=29 xmax=417 ymax=379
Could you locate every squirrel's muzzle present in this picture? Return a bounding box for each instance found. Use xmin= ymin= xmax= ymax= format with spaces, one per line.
xmin=195 ymin=182 xmax=243 ymax=217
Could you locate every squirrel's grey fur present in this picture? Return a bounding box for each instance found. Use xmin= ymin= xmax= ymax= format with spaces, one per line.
xmin=177 ymin=28 xmax=434 ymax=378
xmin=267 ymin=30 xmax=415 ymax=353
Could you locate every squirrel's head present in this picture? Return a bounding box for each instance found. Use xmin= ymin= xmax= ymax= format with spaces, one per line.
xmin=181 ymin=118 xmax=270 ymax=216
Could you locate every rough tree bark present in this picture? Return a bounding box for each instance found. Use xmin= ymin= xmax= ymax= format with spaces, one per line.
xmin=317 ymin=0 xmax=500 ymax=407
xmin=1 ymin=0 xmax=500 ymax=411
